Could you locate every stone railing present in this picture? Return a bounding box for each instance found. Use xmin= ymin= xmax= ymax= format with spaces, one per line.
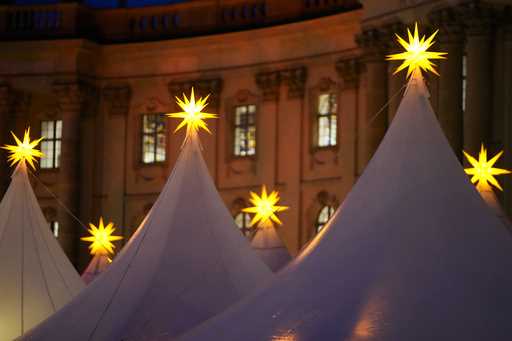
xmin=0 ymin=0 xmax=360 ymax=43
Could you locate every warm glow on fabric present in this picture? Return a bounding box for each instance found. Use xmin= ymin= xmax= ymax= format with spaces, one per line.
xmin=81 ymin=217 xmax=123 ymax=256
xmin=387 ymin=22 xmax=447 ymax=78
xmin=2 ymin=128 xmax=44 ymax=170
xmin=167 ymin=87 xmax=217 ymax=136
xmin=464 ymin=145 xmax=511 ymax=191
xmin=243 ymin=186 xmax=289 ymax=227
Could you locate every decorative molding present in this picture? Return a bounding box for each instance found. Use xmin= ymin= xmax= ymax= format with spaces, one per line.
xmin=168 ymin=78 xmax=223 ymax=106
xmin=281 ymin=67 xmax=308 ymax=99
xmin=356 ymin=28 xmax=388 ymax=61
xmin=336 ymin=57 xmax=361 ymax=88
xmin=102 ymin=84 xmax=132 ymax=116
xmin=460 ymin=1 xmax=496 ymax=36
xmin=429 ymin=7 xmax=464 ymax=44
xmin=255 ymin=70 xmax=281 ymax=101
xmin=52 ymin=79 xmax=98 ymax=116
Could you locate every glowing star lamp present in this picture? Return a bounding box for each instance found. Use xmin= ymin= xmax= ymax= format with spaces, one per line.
xmin=243 ymin=186 xmax=291 ymax=272
xmin=167 ymin=87 xmax=217 ymax=141
xmin=2 ymin=128 xmax=44 ymax=170
xmin=387 ymin=22 xmax=447 ymax=79
xmin=0 ymin=128 xmax=84 ymax=340
xmin=81 ymin=217 xmax=123 ymax=284
xmin=464 ymin=145 xmax=511 ymax=224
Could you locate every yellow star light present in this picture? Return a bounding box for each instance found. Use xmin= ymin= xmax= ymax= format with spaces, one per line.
xmin=463 ymin=145 xmax=511 ymax=191
xmin=243 ymin=186 xmax=289 ymax=227
xmin=81 ymin=217 xmax=123 ymax=256
xmin=2 ymin=128 xmax=44 ymax=170
xmin=167 ymin=87 xmax=217 ymax=136
xmin=386 ymin=22 xmax=447 ymax=78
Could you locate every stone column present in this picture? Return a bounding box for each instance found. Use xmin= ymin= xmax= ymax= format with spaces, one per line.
xmin=430 ymin=8 xmax=464 ymax=160
xmin=278 ymin=67 xmax=307 ymax=254
xmin=0 ymin=82 xmax=11 ymax=194
xmin=336 ymin=57 xmax=361 ymax=184
xmin=384 ymin=23 xmax=406 ymax=124
xmin=463 ymin=4 xmax=495 ymax=156
xmin=53 ymin=80 xmax=93 ymax=266
xmin=255 ymin=70 xmax=281 ymax=187
xmin=101 ymin=85 xmax=132 ymax=242
xmin=356 ymin=29 xmax=388 ymax=174
xmin=502 ymin=24 xmax=512 ymax=217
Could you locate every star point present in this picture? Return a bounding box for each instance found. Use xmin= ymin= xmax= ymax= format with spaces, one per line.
xmin=386 ymin=22 xmax=447 ymax=78
xmin=2 ymin=128 xmax=44 ymax=170
xmin=464 ymin=144 xmax=511 ymax=191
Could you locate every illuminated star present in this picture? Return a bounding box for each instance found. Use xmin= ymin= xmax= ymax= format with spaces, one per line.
xmin=463 ymin=145 xmax=511 ymax=191
xmin=386 ymin=22 xmax=447 ymax=78
xmin=81 ymin=217 xmax=123 ymax=256
xmin=2 ymin=128 xmax=44 ymax=170
xmin=243 ymin=186 xmax=289 ymax=227
xmin=167 ymin=87 xmax=217 ymax=136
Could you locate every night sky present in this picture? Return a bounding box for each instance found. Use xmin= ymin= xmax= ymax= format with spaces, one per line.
xmin=15 ymin=0 xmax=188 ymax=8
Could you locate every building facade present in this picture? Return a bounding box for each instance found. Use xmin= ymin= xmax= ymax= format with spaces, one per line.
xmin=0 ymin=0 xmax=511 ymax=268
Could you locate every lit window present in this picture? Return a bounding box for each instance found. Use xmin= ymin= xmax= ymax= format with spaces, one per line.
xmin=234 ymin=211 xmax=252 ymax=237
xmin=233 ymin=104 xmax=256 ymax=156
xmin=49 ymin=221 xmax=59 ymax=238
xmin=462 ymin=53 xmax=467 ymax=113
xmin=316 ymin=205 xmax=335 ymax=233
xmin=141 ymin=114 xmax=166 ymax=164
xmin=317 ymin=93 xmax=337 ymax=147
xmin=40 ymin=120 xmax=62 ymax=169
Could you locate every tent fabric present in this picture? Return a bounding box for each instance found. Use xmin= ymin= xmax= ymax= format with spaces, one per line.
xmin=0 ymin=162 xmax=84 ymax=341
xmin=21 ymin=134 xmax=272 ymax=341
xmin=250 ymin=226 xmax=291 ymax=272
xmin=476 ymin=184 xmax=511 ymax=228
xmin=81 ymin=254 xmax=111 ymax=285
xmin=179 ymin=75 xmax=512 ymax=341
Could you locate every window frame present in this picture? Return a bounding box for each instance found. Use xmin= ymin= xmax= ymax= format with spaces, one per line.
xmin=315 ymin=92 xmax=338 ymax=149
xmin=232 ymin=103 xmax=257 ymax=158
xmin=315 ymin=205 xmax=335 ymax=234
xmin=234 ymin=211 xmax=253 ymax=238
xmin=40 ymin=119 xmax=63 ymax=170
xmin=140 ymin=113 xmax=167 ymax=165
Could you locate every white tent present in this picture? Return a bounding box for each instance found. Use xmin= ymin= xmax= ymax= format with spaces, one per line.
xmin=250 ymin=225 xmax=291 ymax=272
xmin=0 ymin=162 xmax=84 ymax=341
xmin=179 ymin=75 xmax=512 ymax=341
xmin=21 ymin=133 xmax=272 ymax=340
xmin=81 ymin=253 xmax=110 ymax=285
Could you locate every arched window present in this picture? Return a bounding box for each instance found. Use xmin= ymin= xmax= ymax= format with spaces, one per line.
xmin=234 ymin=211 xmax=252 ymax=237
xmin=316 ymin=205 xmax=335 ymax=233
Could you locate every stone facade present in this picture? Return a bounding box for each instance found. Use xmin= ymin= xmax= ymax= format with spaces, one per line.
xmin=0 ymin=0 xmax=511 ymax=268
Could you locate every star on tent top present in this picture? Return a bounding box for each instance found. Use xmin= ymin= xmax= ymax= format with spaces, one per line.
xmin=243 ymin=186 xmax=289 ymax=227
xmin=167 ymin=88 xmax=217 ymax=137
xmin=81 ymin=217 xmax=123 ymax=256
xmin=463 ymin=145 xmax=511 ymax=192
xmin=2 ymin=128 xmax=44 ymax=170
xmin=387 ymin=22 xmax=447 ymax=78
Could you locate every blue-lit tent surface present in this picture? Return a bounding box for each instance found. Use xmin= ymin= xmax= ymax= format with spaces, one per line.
xmin=178 ymin=75 xmax=512 ymax=341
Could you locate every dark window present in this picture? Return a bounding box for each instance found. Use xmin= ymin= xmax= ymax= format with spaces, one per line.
xmin=49 ymin=220 xmax=59 ymax=238
xmin=233 ymin=104 xmax=256 ymax=156
xmin=234 ymin=211 xmax=252 ymax=238
xmin=40 ymin=120 xmax=62 ymax=169
xmin=317 ymin=93 xmax=338 ymax=147
xmin=141 ymin=114 xmax=166 ymax=164
xmin=316 ymin=205 xmax=335 ymax=233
